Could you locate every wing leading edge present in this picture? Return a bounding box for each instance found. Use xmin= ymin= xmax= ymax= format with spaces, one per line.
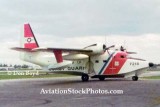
xmin=11 ymin=47 xmax=93 ymax=54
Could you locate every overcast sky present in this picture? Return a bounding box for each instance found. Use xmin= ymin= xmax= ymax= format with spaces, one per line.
xmin=0 ymin=0 xmax=160 ymax=65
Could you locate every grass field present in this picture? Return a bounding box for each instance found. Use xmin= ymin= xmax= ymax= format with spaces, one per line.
xmin=0 ymin=70 xmax=160 ymax=80
xmin=143 ymin=76 xmax=160 ymax=79
xmin=0 ymin=70 xmax=75 ymax=80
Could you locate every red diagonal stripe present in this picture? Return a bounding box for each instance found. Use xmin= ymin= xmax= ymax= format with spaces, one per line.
xmin=53 ymin=50 xmax=63 ymax=63
xmin=103 ymin=52 xmax=127 ymax=75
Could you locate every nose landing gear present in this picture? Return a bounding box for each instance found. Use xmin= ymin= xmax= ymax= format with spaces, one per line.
xmin=132 ymin=76 xmax=138 ymax=81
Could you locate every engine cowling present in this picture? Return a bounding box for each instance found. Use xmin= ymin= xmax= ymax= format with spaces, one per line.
xmin=84 ymin=43 xmax=106 ymax=55
xmin=48 ymin=61 xmax=72 ymax=70
xmin=63 ymin=54 xmax=89 ymax=60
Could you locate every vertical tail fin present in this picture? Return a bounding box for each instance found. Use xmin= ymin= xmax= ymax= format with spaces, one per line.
xmin=21 ymin=24 xmax=39 ymax=49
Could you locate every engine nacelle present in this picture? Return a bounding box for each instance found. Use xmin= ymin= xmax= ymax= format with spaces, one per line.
xmin=84 ymin=43 xmax=106 ymax=55
xmin=63 ymin=54 xmax=89 ymax=60
xmin=48 ymin=61 xmax=72 ymax=70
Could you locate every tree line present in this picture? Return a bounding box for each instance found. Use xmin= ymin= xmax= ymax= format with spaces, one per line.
xmin=0 ymin=64 xmax=31 ymax=69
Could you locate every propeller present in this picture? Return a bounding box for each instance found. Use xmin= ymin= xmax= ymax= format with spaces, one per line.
xmin=103 ymin=44 xmax=115 ymax=55
xmin=105 ymin=45 xmax=115 ymax=50
xmin=120 ymin=45 xmax=137 ymax=54
xmin=103 ymin=44 xmax=115 ymax=51
xmin=103 ymin=36 xmax=115 ymax=54
xmin=127 ymin=52 xmax=137 ymax=54
xmin=120 ymin=46 xmax=126 ymax=51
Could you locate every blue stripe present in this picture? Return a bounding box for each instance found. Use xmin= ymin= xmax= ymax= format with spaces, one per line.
xmin=98 ymin=52 xmax=115 ymax=75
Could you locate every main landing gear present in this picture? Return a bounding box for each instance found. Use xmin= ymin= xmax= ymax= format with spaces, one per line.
xmin=81 ymin=74 xmax=89 ymax=82
xmin=99 ymin=76 xmax=105 ymax=81
xmin=132 ymin=76 xmax=138 ymax=81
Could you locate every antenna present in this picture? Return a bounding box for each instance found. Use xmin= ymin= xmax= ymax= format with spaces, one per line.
xmin=105 ymin=35 xmax=107 ymax=47
xmin=123 ymin=40 xmax=127 ymax=51
xmin=123 ymin=40 xmax=126 ymax=48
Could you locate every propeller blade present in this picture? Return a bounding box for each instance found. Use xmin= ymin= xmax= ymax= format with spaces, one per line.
xmin=127 ymin=52 xmax=137 ymax=54
xmin=105 ymin=45 xmax=115 ymax=50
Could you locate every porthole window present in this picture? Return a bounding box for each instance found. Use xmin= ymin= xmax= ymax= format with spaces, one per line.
xmin=95 ymin=60 xmax=99 ymax=63
xmin=77 ymin=60 xmax=81 ymax=64
xmin=120 ymin=55 xmax=125 ymax=58
xmin=103 ymin=60 xmax=107 ymax=63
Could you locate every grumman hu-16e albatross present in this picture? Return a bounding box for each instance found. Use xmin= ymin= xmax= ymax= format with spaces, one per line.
xmin=11 ymin=24 xmax=155 ymax=82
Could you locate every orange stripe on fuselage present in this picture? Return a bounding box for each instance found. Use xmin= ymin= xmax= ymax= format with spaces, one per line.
xmin=103 ymin=52 xmax=127 ymax=75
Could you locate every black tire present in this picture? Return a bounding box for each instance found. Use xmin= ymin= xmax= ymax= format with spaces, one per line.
xmin=132 ymin=76 xmax=138 ymax=81
xmin=81 ymin=74 xmax=89 ymax=82
xmin=99 ymin=76 xmax=105 ymax=81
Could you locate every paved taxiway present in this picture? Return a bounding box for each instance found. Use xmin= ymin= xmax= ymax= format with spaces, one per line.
xmin=0 ymin=77 xmax=160 ymax=107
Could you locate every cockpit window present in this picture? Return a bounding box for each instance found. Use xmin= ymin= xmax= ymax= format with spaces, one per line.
xmin=120 ymin=55 xmax=125 ymax=58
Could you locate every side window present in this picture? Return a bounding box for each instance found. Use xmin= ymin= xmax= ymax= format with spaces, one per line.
xmin=103 ymin=60 xmax=107 ymax=63
xmin=95 ymin=60 xmax=99 ymax=63
xmin=77 ymin=60 xmax=81 ymax=64
xmin=120 ymin=55 xmax=124 ymax=58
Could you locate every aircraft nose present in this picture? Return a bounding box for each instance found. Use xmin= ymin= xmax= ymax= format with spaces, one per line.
xmin=149 ymin=62 xmax=154 ymax=67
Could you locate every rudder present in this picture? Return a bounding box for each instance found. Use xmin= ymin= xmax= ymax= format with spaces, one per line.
xmin=21 ymin=24 xmax=39 ymax=49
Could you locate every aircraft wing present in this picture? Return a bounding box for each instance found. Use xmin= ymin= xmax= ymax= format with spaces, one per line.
xmin=11 ymin=47 xmax=93 ymax=54
xmin=33 ymin=47 xmax=92 ymax=53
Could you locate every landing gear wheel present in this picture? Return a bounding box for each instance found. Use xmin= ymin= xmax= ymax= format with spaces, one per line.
xmin=132 ymin=76 xmax=138 ymax=81
xmin=99 ymin=77 xmax=105 ymax=81
xmin=81 ymin=74 xmax=89 ymax=82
